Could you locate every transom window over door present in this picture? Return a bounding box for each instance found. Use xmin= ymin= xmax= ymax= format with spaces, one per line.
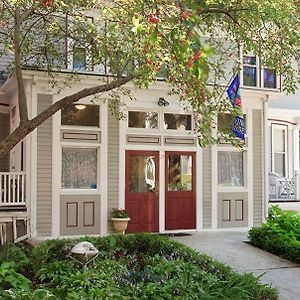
xmin=272 ymin=125 xmax=287 ymax=177
xmin=164 ymin=114 xmax=192 ymax=130
xmin=128 ymin=111 xmax=158 ymax=129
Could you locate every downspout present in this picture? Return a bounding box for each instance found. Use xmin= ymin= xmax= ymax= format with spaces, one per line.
xmin=262 ymin=95 xmax=269 ymax=222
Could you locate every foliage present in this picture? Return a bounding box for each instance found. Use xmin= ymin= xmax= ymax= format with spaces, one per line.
xmin=1 ymin=289 xmax=57 ymax=300
xmin=0 ymin=262 xmax=31 ymax=292
xmin=0 ymin=233 xmax=278 ymax=299
xmin=249 ymin=206 xmax=300 ymax=263
xmin=0 ymin=244 xmax=30 ymax=272
xmin=1 ymin=0 xmax=300 ymax=157
xmin=111 ymin=208 xmax=130 ymax=219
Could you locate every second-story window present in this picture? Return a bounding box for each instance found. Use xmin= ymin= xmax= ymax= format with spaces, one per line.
xmin=73 ymin=46 xmax=87 ymax=71
xmin=263 ymin=68 xmax=277 ymax=89
xmin=243 ymin=56 xmax=257 ymax=87
xmin=242 ymin=55 xmax=277 ymax=89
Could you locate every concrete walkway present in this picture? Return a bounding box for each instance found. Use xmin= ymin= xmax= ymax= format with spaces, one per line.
xmin=174 ymin=231 xmax=300 ymax=300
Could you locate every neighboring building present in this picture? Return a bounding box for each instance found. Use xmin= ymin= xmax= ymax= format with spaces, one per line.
xmin=267 ymin=91 xmax=300 ymax=211
xmin=0 ymin=51 xmax=284 ymax=241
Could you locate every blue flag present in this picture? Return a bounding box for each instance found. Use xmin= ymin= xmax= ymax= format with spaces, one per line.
xmin=226 ymin=74 xmax=242 ymax=107
xmin=232 ymin=116 xmax=245 ymax=140
xmin=227 ymin=74 xmax=245 ymax=140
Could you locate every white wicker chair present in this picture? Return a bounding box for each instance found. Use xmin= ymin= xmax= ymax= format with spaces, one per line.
xmin=268 ymin=172 xmax=286 ymax=199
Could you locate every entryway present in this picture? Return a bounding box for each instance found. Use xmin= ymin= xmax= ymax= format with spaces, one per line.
xmin=125 ymin=150 xmax=196 ymax=233
xmin=125 ymin=151 xmax=159 ymax=233
xmin=165 ymin=152 xmax=196 ymax=230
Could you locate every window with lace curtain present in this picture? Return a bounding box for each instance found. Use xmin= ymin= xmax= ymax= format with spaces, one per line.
xmin=62 ymin=148 xmax=97 ymax=189
xmin=218 ymin=151 xmax=245 ymax=187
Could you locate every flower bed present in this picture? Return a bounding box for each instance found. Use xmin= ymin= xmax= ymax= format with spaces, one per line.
xmin=0 ymin=233 xmax=278 ymax=299
xmin=249 ymin=206 xmax=300 ymax=263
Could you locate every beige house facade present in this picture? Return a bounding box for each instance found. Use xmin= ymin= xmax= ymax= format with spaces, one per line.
xmin=0 ymin=63 xmax=283 ymax=241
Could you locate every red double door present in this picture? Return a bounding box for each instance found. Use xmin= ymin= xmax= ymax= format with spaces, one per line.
xmin=125 ymin=150 xmax=196 ymax=233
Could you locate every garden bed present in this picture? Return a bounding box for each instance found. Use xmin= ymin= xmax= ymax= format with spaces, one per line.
xmin=0 ymin=233 xmax=278 ymax=299
xmin=249 ymin=206 xmax=300 ymax=263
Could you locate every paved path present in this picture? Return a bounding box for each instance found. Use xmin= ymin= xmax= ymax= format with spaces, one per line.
xmin=174 ymin=231 xmax=300 ymax=300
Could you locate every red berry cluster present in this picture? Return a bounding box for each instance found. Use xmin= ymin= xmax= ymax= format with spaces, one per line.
xmin=187 ymin=50 xmax=203 ymax=68
xmin=149 ymin=14 xmax=160 ymax=24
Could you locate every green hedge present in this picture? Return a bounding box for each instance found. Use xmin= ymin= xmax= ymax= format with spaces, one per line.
xmin=249 ymin=206 xmax=300 ymax=263
xmin=0 ymin=233 xmax=279 ymax=300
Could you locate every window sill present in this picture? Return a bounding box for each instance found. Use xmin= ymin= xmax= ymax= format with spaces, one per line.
xmin=217 ymin=187 xmax=248 ymax=193
xmin=60 ymin=189 xmax=100 ymax=195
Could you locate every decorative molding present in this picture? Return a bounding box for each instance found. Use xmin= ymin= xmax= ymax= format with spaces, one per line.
xmin=126 ymin=134 xmax=161 ymax=144
xmin=164 ymin=137 xmax=196 ymax=146
xmin=66 ymin=202 xmax=78 ymax=227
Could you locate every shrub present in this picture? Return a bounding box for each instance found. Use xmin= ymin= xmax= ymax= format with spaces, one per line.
xmin=0 ymin=244 xmax=30 ymax=272
xmin=249 ymin=206 xmax=300 ymax=263
xmin=0 ymin=262 xmax=31 ymax=292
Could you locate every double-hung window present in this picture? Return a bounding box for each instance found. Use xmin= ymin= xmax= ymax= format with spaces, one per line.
xmin=272 ymin=125 xmax=287 ymax=177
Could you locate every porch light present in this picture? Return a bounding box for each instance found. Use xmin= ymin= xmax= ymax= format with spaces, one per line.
xmin=157 ymin=97 xmax=169 ymax=107
xmin=69 ymin=241 xmax=99 ymax=271
xmin=74 ymin=104 xmax=87 ymax=110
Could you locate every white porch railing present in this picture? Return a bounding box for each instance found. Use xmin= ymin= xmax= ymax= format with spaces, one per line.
xmin=0 ymin=172 xmax=26 ymax=207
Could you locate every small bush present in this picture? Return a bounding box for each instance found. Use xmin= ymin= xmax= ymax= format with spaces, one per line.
xmin=249 ymin=206 xmax=300 ymax=263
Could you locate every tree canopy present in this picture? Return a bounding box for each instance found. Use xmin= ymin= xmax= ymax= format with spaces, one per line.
xmin=0 ymin=0 xmax=300 ymax=157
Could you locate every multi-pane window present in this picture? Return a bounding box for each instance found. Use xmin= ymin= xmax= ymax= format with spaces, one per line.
xmin=61 ymin=104 xmax=99 ymax=127
xmin=242 ymin=55 xmax=277 ymax=89
xmin=164 ymin=114 xmax=192 ymax=130
xmin=272 ymin=126 xmax=287 ymax=177
xmin=62 ymin=148 xmax=97 ymax=189
xmin=128 ymin=111 xmax=158 ymax=129
xmin=218 ymin=151 xmax=245 ymax=187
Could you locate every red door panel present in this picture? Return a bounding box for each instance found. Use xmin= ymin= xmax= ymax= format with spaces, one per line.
xmin=165 ymin=152 xmax=196 ymax=230
xmin=125 ymin=151 xmax=159 ymax=233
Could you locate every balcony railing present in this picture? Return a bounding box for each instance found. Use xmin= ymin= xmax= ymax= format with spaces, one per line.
xmin=0 ymin=172 xmax=26 ymax=208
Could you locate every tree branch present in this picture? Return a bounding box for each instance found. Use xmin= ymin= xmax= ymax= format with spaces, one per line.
xmin=0 ymin=75 xmax=134 ymax=158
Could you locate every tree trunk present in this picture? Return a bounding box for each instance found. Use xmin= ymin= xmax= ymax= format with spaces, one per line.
xmin=0 ymin=75 xmax=133 ymax=158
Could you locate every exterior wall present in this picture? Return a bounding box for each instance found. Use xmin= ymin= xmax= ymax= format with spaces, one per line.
xmin=253 ymin=109 xmax=263 ymax=225
xmin=107 ymin=112 xmax=119 ymax=232
xmin=0 ymin=112 xmax=10 ymax=171
xmin=202 ymin=147 xmax=212 ymax=228
xmin=36 ymin=94 xmax=53 ymax=237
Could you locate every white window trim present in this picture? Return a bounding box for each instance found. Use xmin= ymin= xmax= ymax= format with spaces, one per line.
xmin=271 ymin=124 xmax=288 ymax=177
xmin=241 ymin=53 xmax=279 ymax=90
